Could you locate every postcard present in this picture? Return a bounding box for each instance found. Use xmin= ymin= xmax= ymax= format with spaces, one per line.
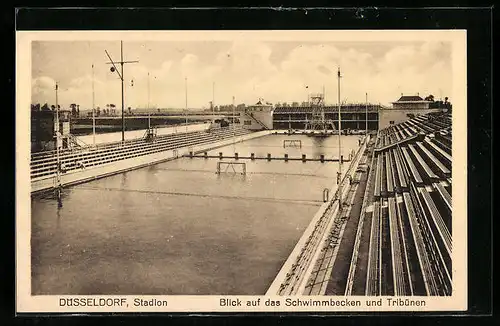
xmin=17 ymin=29 xmax=467 ymax=313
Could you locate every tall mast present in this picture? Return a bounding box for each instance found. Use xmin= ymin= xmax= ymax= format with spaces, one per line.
xmin=104 ymin=40 xmax=139 ymax=144
xmin=212 ymin=81 xmax=215 ymax=119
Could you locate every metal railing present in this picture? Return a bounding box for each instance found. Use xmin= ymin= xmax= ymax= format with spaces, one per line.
xmin=272 ymin=134 xmax=370 ymax=295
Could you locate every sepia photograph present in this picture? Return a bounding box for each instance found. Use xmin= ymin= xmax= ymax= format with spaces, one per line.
xmin=16 ymin=30 xmax=467 ymax=312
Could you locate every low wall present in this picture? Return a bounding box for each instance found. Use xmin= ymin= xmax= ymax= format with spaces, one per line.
xmin=31 ymin=130 xmax=272 ymax=194
xmin=378 ymin=108 xmax=445 ymax=130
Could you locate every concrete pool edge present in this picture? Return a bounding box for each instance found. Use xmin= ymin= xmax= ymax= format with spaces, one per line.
xmin=265 ymin=134 xmax=370 ymax=295
xmin=31 ymin=130 xmax=272 ymax=196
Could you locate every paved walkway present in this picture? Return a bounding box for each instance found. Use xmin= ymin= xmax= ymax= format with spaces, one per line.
xmin=323 ymin=159 xmax=370 ymax=295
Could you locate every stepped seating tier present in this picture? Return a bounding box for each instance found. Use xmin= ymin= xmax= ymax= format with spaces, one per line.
xmin=364 ymin=112 xmax=452 ymax=296
xmin=31 ymin=127 xmax=252 ymax=180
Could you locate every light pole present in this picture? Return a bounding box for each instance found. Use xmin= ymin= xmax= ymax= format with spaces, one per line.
xmin=185 ymin=77 xmax=188 ymax=133
xmin=232 ymin=95 xmax=236 ymax=151
xmin=148 ymin=72 xmax=151 ymax=129
xmin=105 ymin=41 xmax=139 ymax=144
xmin=365 ymin=92 xmax=368 ymax=136
xmin=306 ymin=85 xmax=310 ymax=105
xmin=92 ymin=64 xmax=96 ymax=147
xmin=55 ymin=81 xmax=61 ymax=192
xmin=337 ymin=67 xmax=343 ymax=202
xmin=322 ymin=84 xmax=326 ymax=133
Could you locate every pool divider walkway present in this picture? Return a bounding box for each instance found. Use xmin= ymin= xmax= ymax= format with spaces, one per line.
xmin=186 ymin=154 xmax=349 ymax=163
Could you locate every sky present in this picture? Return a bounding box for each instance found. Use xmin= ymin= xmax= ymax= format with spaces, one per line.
xmin=31 ymin=40 xmax=452 ymax=110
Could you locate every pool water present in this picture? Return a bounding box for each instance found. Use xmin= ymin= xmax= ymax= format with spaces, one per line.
xmin=31 ymin=134 xmax=362 ymax=295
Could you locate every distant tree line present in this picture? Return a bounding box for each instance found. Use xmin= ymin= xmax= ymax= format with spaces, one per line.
xmin=31 ymin=103 xmax=60 ymax=111
xmin=30 ymin=102 xmax=133 ymax=118
xmin=90 ymin=104 xmax=119 ymax=117
xmin=424 ymin=94 xmax=452 ymax=111
xmin=70 ymin=104 xmax=80 ymax=117
xmin=207 ymin=103 xmax=247 ymax=112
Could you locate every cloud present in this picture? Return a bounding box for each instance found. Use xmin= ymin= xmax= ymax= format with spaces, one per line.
xmin=31 ymin=41 xmax=452 ymax=110
xmin=317 ymin=65 xmax=332 ymax=75
xmin=31 ymin=76 xmax=56 ymax=105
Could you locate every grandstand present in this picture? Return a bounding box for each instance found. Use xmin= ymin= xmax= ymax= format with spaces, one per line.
xmin=350 ymin=111 xmax=452 ymax=296
xmin=31 ymin=126 xmax=252 ymax=182
xmin=273 ymin=104 xmax=380 ymax=131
